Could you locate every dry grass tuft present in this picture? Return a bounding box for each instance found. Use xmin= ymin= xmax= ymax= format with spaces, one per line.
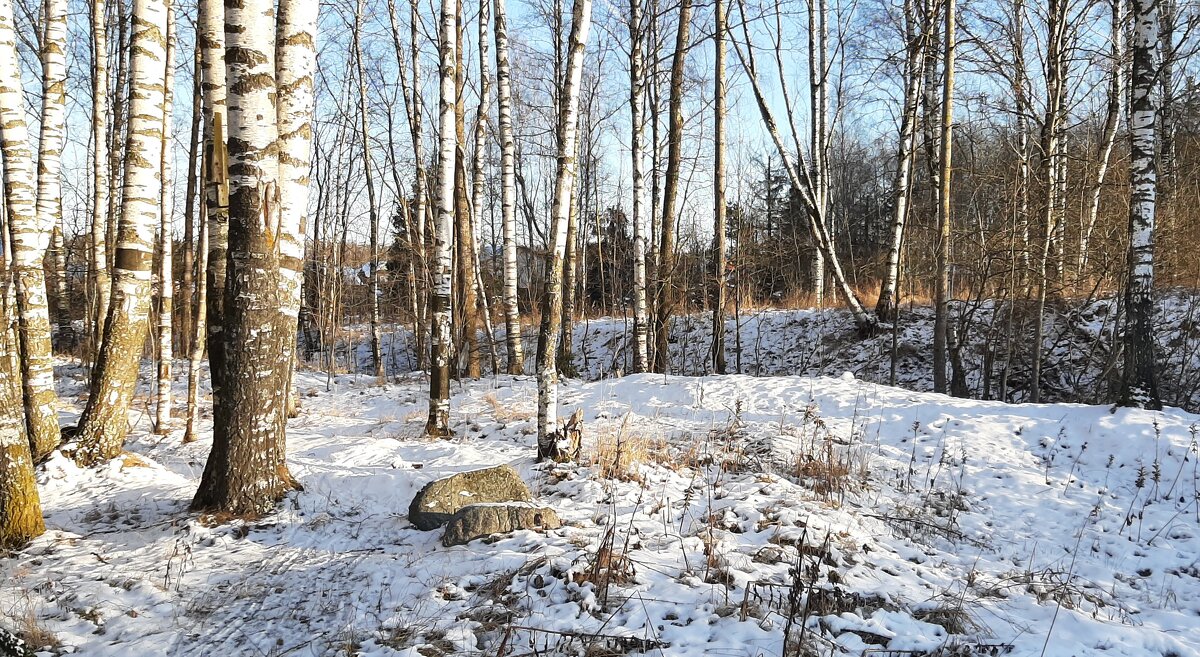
xmin=483 ymin=392 xmax=534 ymax=423
xmin=585 ymin=418 xmax=670 ymax=482
xmin=1 ymin=590 xmax=59 ymax=653
xmin=119 ymin=452 xmax=152 ymax=469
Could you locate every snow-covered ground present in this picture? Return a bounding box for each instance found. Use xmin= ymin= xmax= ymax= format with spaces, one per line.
xmin=4 ymin=360 xmax=1200 ymax=656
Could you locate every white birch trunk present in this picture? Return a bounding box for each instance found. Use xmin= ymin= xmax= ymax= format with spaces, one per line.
xmin=73 ymin=0 xmax=168 ymax=465
xmin=628 ymin=0 xmax=649 ymax=373
xmin=155 ymin=2 xmax=176 ymax=434
xmin=875 ymin=0 xmax=925 ymax=322
xmin=38 ymin=0 xmax=68 ymax=344
xmin=276 ymin=0 xmax=318 ymax=416
xmin=495 ymin=0 xmax=524 ymax=374
xmin=425 ymin=0 xmax=458 ymax=437
xmin=536 ymin=0 xmax=592 ymax=460
xmin=90 ymin=0 xmax=111 ymax=353
xmin=0 ymin=0 xmax=60 ymax=460
xmin=199 ymin=0 xmax=230 ymax=423
xmin=1121 ymin=0 xmax=1161 ymax=409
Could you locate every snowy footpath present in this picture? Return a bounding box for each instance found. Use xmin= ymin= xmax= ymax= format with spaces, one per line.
xmin=4 ymin=367 xmax=1200 ymax=656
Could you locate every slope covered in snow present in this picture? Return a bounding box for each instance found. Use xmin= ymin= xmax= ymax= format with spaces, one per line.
xmin=3 ymin=366 xmax=1199 ymax=656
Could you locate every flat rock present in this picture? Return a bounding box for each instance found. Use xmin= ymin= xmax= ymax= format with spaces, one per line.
xmin=408 ymin=465 xmax=533 ymax=530
xmin=442 ymin=503 xmax=562 ymax=546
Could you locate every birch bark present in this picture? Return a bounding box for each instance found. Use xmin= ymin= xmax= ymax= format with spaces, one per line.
xmin=155 ymin=1 xmax=176 ymax=434
xmin=875 ymin=0 xmax=926 ymax=322
xmin=1121 ymin=0 xmax=1161 ymax=410
xmin=90 ymin=0 xmax=111 ymax=355
xmin=536 ymin=0 xmax=592 ymax=460
xmin=0 ymin=0 xmax=60 ymax=460
xmin=73 ymin=0 xmax=168 ymax=465
xmin=495 ymin=0 xmax=524 ymax=374
xmin=628 ymin=0 xmax=649 ymax=373
xmin=192 ymin=0 xmax=300 ymax=514
xmin=0 ymin=296 xmax=42 ymax=548
xmin=277 ymin=0 xmax=318 ymax=417
xmin=426 ymin=0 xmax=458 ymax=437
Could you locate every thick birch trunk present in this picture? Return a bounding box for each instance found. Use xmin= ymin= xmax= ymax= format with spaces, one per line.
xmin=0 ymin=300 xmax=43 ymax=548
xmin=199 ymin=0 xmax=231 ymax=434
xmin=536 ymin=0 xmax=592 ymax=460
xmin=1120 ymin=0 xmax=1161 ymax=409
xmin=192 ymin=0 xmax=299 ymax=514
xmin=426 ymin=0 xmax=458 ymax=437
xmin=73 ymin=0 xmax=168 ymax=465
xmin=495 ymin=0 xmax=524 ymax=374
xmin=1 ymin=0 xmax=60 ymax=461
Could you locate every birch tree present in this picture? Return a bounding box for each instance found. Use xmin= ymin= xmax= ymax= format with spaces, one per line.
xmin=200 ymin=0 xmax=231 ymax=426
xmin=495 ymin=0 xmax=524 ymax=374
xmin=90 ymin=0 xmax=111 ymax=355
xmin=536 ymin=0 xmax=592 ymax=460
xmin=192 ymin=0 xmax=300 ymax=514
xmin=37 ymin=0 xmax=68 ymax=343
xmin=875 ymin=0 xmax=926 ymax=322
xmin=1120 ymin=0 xmax=1161 ymax=410
xmin=426 ymin=0 xmax=458 ymax=437
xmin=1030 ymin=0 xmax=1068 ymax=403
xmin=276 ymin=0 xmax=318 ymax=418
xmin=1080 ymin=0 xmax=1124 ymax=274
xmin=183 ymin=203 xmax=208 ymax=444
xmin=72 ymin=0 xmax=168 ymax=465
xmin=628 ymin=0 xmax=649 ymax=373
xmin=155 ymin=1 xmax=177 ymax=434
xmin=1 ymin=0 xmax=60 ymax=461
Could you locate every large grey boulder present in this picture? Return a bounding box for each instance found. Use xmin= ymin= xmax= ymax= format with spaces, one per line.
xmin=441 ymin=503 xmax=561 ymax=546
xmin=408 ymin=465 xmax=533 ymax=530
